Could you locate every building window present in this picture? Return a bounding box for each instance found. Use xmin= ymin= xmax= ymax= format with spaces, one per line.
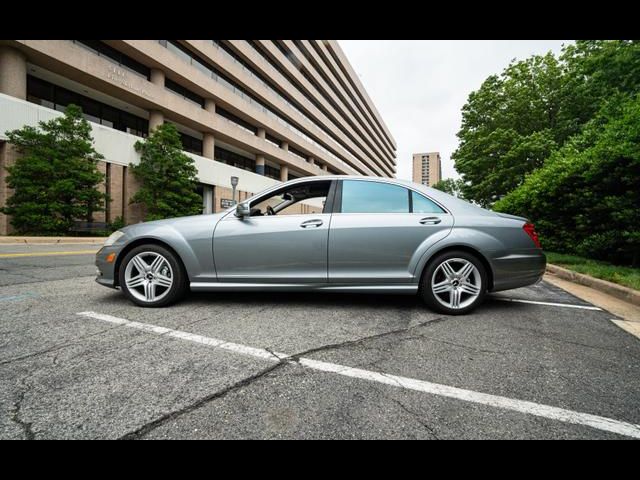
xmin=26 ymin=75 xmax=149 ymax=137
xmin=216 ymin=107 xmax=257 ymax=135
xmin=165 ymin=78 xmax=205 ymax=108
xmin=264 ymin=165 xmax=280 ymax=180
xmin=265 ymin=133 xmax=281 ymax=148
xmin=214 ymin=146 xmax=256 ymax=172
xmin=162 ymin=39 xmax=365 ymax=176
xmin=175 ymin=130 xmax=203 ymax=155
xmin=288 ymin=146 xmax=307 ymax=162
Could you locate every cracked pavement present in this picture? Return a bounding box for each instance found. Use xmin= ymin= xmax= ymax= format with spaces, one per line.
xmin=1 ymin=243 xmax=640 ymax=439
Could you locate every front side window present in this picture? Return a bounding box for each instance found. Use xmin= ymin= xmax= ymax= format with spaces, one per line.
xmin=412 ymin=191 xmax=445 ymax=213
xmin=250 ymin=181 xmax=331 ymax=216
xmin=341 ymin=180 xmax=409 ymax=214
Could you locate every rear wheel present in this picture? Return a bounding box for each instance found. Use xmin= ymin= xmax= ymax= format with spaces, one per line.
xmin=118 ymin=244 xmax=187 ymax=307
xmin=420 ymin=250 xmax=487 ymax=315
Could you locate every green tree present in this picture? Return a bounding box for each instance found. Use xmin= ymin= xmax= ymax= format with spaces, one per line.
xmin=432 ymin=178 xmax=465 ymax=199
xmin=130 ymin=123 xmax=203 ymax=221
xmin=1 ymin=104 xmax=106 ymax=235
xmin=494 ymin=94 xmax=640 ymax=266
xmin=453 ymin=53 xmax=573 ymax=207
xmin=561 ymin=41 xmax=640 ymax=123
xmin=454 ymin=41 xmax=640 ymax=208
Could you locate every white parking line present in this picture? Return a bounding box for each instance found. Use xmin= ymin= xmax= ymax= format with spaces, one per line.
xmin=491 ymin=297 xmax=602 ymax=310
xmin=77 ymin=311 xmax=289 ymax=361
xmin=77 ymin=311 xmax=640 ymax=439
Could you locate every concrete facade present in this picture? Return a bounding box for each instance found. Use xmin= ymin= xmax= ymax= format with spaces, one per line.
xmin=0 ymin=41 xmax=396 ymax=234
xmin=0 ymin=46 xmax=27 ymax=99
xmin=412 ymin=152 xmax=442 ymax=187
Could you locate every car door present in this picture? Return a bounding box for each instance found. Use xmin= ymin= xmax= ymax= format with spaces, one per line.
xmin=328 ymin=179 xmax=453 ymax=283
xmin=213 ymin=181 xmax=333 ymax=284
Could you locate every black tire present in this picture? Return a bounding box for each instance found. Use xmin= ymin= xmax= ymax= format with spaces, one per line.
xmin=118 ymin=244 xmax=188 ymax=308
xmin=420 ymin=250 xmax=488 ymax=315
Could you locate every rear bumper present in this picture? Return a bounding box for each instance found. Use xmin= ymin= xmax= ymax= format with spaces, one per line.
xmin=489 ymin=250 xmax=546 ymax=292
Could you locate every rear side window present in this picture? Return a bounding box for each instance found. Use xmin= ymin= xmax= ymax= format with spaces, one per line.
xmin=412 ymin=191 xmax=445 ymax=213
xmin=341 ymin=180 xmax=409 ymax=213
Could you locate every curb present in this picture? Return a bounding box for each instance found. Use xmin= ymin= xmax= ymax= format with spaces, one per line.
xmin=546 ymin=263 xmax=640 ymax=307
xmin=0 ymin=236 xmax=107 ymax=245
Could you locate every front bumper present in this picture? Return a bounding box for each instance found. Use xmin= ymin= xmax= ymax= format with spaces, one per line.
xmin=94 ymin=245 xmax=121 ymax=288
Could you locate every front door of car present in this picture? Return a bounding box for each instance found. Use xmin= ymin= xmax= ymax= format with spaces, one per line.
xmin=328 ymin=180 xmax=453 ymax=283
xmin=213 ymin=182 xmax=332 ymax=284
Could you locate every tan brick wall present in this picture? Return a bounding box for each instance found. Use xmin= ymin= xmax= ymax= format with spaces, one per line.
xmin=239 ymin=190 xmax=252 ymax=203
xmin=0 ymin=142 xmax=19 ymax=235
xmin=108 ymin=164 xmax=124 ymax=222
xmin=123 ymin=166 xmax=145 ymax=224
xmin=213 ymin=186 xmax=232 ymax=213
xmin=93 ymin=161 xmax=107 ymax=223
xmin=213 ymin=186 xmax=254 ymax=213
xmin=279 ymin=202 xmax=323 ymax=215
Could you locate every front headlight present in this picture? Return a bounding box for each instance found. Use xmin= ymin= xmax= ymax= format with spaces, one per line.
xmin=104 ymin=230 xmax=125 ymax=247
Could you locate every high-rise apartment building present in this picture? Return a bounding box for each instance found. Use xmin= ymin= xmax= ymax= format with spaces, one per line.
xmin=412 ymin=152 xmax=441 ymax=187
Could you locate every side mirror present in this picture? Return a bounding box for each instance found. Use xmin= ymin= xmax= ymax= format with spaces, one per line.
xmin=235 ymin=202 xmax=250 ymax=218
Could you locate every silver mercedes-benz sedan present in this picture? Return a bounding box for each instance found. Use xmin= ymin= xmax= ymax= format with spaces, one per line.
xmin=95 ymin=176 xmax=545 ymax=314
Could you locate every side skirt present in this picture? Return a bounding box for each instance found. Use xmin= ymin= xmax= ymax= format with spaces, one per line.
xmin=190 ymin=282 xmax=418 ymax=295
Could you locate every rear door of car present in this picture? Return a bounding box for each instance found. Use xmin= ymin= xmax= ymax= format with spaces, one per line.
xmin=328 ymin=179 xmax=453 ymax=284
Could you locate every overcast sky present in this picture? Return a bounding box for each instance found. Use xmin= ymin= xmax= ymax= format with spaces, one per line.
xmin=339 ymin=40 xmax=572 ymax=181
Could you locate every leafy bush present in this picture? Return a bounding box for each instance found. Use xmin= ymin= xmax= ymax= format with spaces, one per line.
xmin=108 ymin=216 xmax=125 ymax=233
xmin=494 ymin=95 xmax=640 ymax=266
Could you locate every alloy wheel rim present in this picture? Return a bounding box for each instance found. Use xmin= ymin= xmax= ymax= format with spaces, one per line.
xmin=124 ymin=252 xmax=173 ymax=303
xmin=431 ymin=258 xmax=481 ymax=310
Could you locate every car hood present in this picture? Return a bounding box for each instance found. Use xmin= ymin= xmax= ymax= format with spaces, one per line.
xmin=120 ymin=211 xmax=228 ymax=233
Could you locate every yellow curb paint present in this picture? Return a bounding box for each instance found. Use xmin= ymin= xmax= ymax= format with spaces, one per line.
xmin=0 ymin=250 xmax=98 ymax=258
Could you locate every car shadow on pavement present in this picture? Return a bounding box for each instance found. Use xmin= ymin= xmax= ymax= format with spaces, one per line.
xmin=92 ymin=287 xmax=428 ymax=309
xmin=189 ymin=290 xmax=426 ymax=309
xmin=93 ymin=287 xmax=540 ymax=314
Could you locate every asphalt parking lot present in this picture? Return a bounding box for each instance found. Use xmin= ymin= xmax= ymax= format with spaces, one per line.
xmin=1 ymin=243 xmax=639 ymax=439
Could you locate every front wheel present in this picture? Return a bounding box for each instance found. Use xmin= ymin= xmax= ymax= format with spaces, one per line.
xmin=420 ymin=251 xmax=487 ymax=315
xmin=118 ymin=244 xmax=187 ymax=307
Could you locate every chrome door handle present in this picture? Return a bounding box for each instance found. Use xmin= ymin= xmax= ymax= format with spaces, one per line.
xmin=419 ymin=217 xmax=442 ymax=225
xmin=300 ymin=219 xmax=323 ymax=228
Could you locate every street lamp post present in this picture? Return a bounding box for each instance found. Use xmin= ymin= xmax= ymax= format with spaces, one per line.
xmin=230 ymin=176 xmax=239 ymax=205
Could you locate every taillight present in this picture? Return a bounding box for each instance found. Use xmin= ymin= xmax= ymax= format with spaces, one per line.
xmin=523 ymin=222 xmax=541 ymax=248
